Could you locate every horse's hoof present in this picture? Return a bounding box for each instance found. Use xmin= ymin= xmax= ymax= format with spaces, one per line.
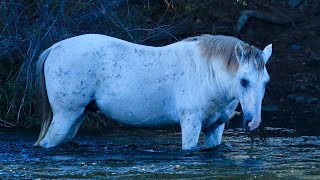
xmin=38 ymin=140 xmax=54 ymax=148
xmin=182 ymin=146 xmax=202 ymax=152
xmin=33 ymin=141 xmax=40 ymax=147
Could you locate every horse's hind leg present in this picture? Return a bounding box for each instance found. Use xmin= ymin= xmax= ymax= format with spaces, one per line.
xmin=67 ymin=112 xmax=87 ymax=140
xmin=39 ymin=108 xmax=85 ymax=148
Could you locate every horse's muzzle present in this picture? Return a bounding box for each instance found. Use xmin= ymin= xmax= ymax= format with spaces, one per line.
xmin=243 ymin=115 xmax=253 ymax=131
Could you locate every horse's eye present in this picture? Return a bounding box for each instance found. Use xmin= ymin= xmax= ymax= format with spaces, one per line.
xmin=240 ymin=79 xmax=248 ymax=87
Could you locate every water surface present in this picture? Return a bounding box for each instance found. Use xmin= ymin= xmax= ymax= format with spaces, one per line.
xmin=0 ymin=128 xmax=319 ymax=179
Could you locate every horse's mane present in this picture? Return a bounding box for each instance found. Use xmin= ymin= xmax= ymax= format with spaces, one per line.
xmin=183 ymin=34 xmax=265 ymax=73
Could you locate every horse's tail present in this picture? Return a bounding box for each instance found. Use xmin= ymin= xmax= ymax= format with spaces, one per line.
xmin=34 ymin=48 xmax=53 ymax=146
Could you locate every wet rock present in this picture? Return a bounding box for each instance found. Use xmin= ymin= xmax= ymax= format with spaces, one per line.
xmin=291 ymin=44 xmax=301 ymax=52
xmin=287 ymin=94 xmax=298 ymax=102
xmin=306 ymin=98 xmax=319 ymax=104
xmin=288 ymin=0 xmax=305 ymax=8
xmin=262 ymin=105 xmax=280 ymax=112
xmin=174 ymin=165 xmax=181 ymax=170
xmin=295 ymin=96 xmax=305 ymax=104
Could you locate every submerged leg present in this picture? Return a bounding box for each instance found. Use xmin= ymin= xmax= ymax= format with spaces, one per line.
xmin=203 ymin=99 xmax=239 ymax=149
xmin=67 ymin=112 xmax=87 ymax=140
xmin=203 ymin=123 xmax=225 ymax=149
xmin=180 ymin=116 xmax=202 ymax=150
xmin=39 ymin=108 xmax=85 ymax=148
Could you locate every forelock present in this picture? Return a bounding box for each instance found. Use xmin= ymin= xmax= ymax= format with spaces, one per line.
xmin=243 ymin=45 xmax=265 ymax=72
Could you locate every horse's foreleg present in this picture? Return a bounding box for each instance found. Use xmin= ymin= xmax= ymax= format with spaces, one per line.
xmin=203 ymin=123 xmax=225 ymax=149
xmin=180 ymin=116 xmax=202 ymax=150
xmin=202 ymin=99 xmax=239 ymax=149
xmin=39 ymin=109 xmax=85 ymax=148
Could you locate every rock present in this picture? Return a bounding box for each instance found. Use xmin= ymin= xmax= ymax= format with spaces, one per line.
xmin=288 ymin=0 xmax=305 ymax=8
xmin=291 ymin=44 xmax=301 ymax=52
xmin=287 ymin=94 xmax=298 ymax=102
xmin=262 ymin=105 xmax=280 ymax=112
xmin=295 ymin=96 xmax=305 ymax=104
xmin=306 ymin=98 xmax=319 ymax=104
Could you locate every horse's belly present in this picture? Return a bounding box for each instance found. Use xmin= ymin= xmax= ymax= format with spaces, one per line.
xmin=112 ymin=115 xmax=178 ymax=127
xmin=95 ymin=92 xmax=179 ymax=127
xmin=99 ymin=103 xmax=179 ymax=126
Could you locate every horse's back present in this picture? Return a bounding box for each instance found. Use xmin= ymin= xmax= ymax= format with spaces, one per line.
xmin=44 ymin=34 xmax=180 ymax=126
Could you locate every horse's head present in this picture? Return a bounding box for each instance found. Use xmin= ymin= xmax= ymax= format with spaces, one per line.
xmin=234 ymin=42 xmax=272 ymax=131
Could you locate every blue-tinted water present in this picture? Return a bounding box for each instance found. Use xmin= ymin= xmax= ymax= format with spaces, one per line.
xmin=0 ymin=128 xmax=319 ymax=179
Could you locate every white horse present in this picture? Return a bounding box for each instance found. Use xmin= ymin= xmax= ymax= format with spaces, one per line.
xmin=34 ymin=34 xmax=272 ymax=149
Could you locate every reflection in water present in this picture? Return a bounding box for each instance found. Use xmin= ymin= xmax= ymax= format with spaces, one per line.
xmin=0 ymin=128 xmax=319 ymax=179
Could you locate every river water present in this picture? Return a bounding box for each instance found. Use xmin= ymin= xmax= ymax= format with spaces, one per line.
xmin=0 ymin=127 xmax=319 ymax=179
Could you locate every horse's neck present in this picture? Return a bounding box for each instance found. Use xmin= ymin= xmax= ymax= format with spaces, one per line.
xmin=185 ymin=43 xmax=236 ymax=100
xmin=212 ymin=64 xmax=236 ymax=101
xmin=172 ymin=42 xmax=236 ymax=106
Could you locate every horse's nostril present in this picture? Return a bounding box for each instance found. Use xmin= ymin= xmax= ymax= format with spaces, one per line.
xmin=243 ymin=114 xmax=253 ymax=130
xmin=243 ymin=118 xmax=252 ymax=131
xmin=246 ymin=120 xmax=250 ymax=127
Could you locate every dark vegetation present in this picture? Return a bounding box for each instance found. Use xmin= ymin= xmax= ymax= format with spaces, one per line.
xmin=0 ymin=0 xmax=319 ymax=133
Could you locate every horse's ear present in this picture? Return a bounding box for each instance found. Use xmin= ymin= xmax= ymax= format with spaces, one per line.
xmin=262 ymin=44 xmax=272 ymax=64
xmin=235 ymin=42 xmax=245 ymax=64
